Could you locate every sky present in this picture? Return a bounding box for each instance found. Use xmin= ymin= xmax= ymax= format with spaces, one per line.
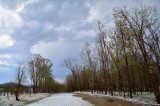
xmin=0 ymin=0 xmax=159 ymax=84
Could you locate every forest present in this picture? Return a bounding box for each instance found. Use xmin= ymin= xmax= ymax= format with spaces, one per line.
xmin=64 ymin=6 xmax=160 ymax=104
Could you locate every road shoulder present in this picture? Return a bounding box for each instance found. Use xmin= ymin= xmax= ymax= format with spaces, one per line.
xmin=74 ymin=93 xmax=142 ymax=106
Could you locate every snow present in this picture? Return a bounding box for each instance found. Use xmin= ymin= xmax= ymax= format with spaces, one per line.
xmin=2 ymin=92 xmax=158 ymax=106
xmin=0 ymin=93 xmax=50 ymax=106
xmin=26 ymin=93 xmax=94 ymax=106
xmin=76 ymin=91 xmax=160 ymax=106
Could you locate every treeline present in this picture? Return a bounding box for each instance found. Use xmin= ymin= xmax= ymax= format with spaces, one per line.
xmin=14 ymin=54 xmax=65 ymax=100
xmin=65 ymin=6 xmax=160 ymax=103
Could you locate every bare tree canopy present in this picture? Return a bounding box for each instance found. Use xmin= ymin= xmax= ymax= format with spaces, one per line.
xmin=15 ymin=63 xmax=26 ymax=101
xmin=65 ymin=5 xmax=160 ymax=104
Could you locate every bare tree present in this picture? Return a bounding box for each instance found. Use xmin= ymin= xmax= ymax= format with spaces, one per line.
xmin=81 ymin=43 xmax=97 ymax=93
xmin=96 ymin=22 xmax=113 ymax=95
xmin=64 ymin=58 xmax=76 ymax=73
xmin=64 ymin=58 xmax=79 ymax=91
xmin=15 ymin=64 xmax=26 ymax=101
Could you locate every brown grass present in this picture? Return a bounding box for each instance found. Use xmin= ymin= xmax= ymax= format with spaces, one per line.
xmin=74 ymin=93 xmax=142 ymax=106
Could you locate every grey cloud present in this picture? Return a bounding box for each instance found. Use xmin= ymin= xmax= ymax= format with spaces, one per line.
xmin=0 ymin=0 xmax=159 ymax=83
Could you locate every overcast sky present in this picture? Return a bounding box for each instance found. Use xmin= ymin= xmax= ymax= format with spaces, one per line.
xmin=0 ymin=0 xmax=159 ymax=84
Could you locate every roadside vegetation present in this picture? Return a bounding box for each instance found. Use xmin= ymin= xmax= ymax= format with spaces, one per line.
xmin=0 ymin=54 xmax=66 ymax=102
xmin=65 ymin=5 xmax=160 ymax=104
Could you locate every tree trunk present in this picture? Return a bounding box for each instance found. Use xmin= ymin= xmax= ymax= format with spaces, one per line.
xmin=15 ymin=85 xmax=20 ymax=101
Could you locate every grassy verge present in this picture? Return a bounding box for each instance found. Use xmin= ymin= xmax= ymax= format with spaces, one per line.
xmin=74 ymin=93 xmax=142 ymax=106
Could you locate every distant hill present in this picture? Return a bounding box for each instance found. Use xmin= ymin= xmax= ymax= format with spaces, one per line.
xmin=0 ymin=82 xmax=29 ymax=88
xmin=0 ymin=82 xmax=17 ymax=88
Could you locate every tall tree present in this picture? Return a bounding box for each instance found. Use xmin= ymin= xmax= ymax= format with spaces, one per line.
xmin=27 ymin=54 xmax=53 ymax=93
xmin=81 ymin=43 xmax=97 ymax=93
xmin=96 ymin=22 xmax=113 ymax=95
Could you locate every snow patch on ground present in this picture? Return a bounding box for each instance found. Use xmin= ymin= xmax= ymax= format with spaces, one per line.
xmin=26 ymin=93 xmax=93 ymax=106
xmin=76 ymin=91 xmax=160 ymax=106
xmin=0 ymin=93 xmax=50 ymax=106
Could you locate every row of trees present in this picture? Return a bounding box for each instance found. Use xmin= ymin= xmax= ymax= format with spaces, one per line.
xmin=65 ymin=6 xmax=160 ymax=103
xmin=15 ymin=54 xmax=58 ymax=100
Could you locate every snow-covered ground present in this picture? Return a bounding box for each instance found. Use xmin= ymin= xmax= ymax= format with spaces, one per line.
xmin=26 ymin=93 xmax=93 ymax=106
xmin=2 ymin=92 xmax=158 ymax=106
xmin=77 ymin=91 xmax=160 ymax=106
xmin=0 ymin=93 xmax=50 ymax=106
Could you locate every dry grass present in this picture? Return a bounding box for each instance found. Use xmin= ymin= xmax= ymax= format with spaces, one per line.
xmin=75 ymin=93 xmax=142 ymax=106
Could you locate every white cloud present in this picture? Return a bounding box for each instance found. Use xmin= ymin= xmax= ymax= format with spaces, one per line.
xmin=54 ymin=77 xmax=65 ymax=84
xmin=44 ymin=4 xmax=55 ymax=12
xmin=0 ymin=54 xmax=12 ymax=59
xmin=55 ymin=25 xmax=72 ymax=32
xmin=16 ymin=0 xmax=38 ymax=13
xmin=0 ymin=60 xmax=10 ymax=66
xmin=0 ymin=35 xmax=15 ymax=48
xmin=43 ymin=22 xmax=54 ymax=32
xmin=85 ymin=3 xmax=110 ymax=23
xmin=87 ymin=7 xmax=101 ymax=22
xmin=0 ymin=6 xmax=23 ymax=34
xmin=30 ymin=37 xmax=82 ymax=66
xmin=25 ymin=20 xmax=40 ymax=28
xmin=75 ymin=29 xmax=96 ymax=40
xmin=43 ymin=23 xmax=73 ymax=33
xmin=30 ymin=37 xmax=73 ymax=59
xmin=0 ymin=53 xmax=18 ymax=69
